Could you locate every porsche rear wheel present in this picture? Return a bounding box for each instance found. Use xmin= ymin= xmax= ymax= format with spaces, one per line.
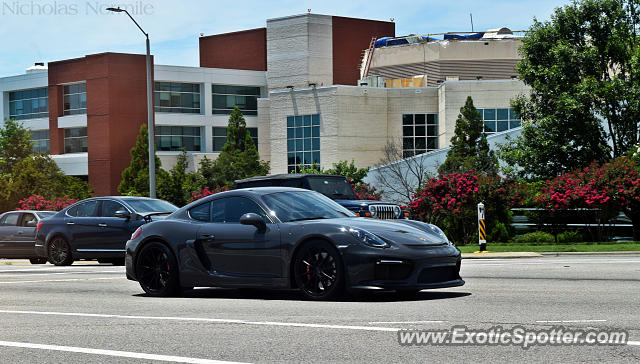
xmin=136 ymin=242 xmax=180 ymax=297
xmin=293 ymin=241 xmax=344 ymax=300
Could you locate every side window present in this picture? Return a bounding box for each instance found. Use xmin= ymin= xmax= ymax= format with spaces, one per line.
xmin=189 ymin=202 xmax=210 ymax=222
xmin=19 ymin=213 xmax=37 ymax=227
xmin=210 ymin=197 xmax=266 ymax=224
xmin=102 ymin=200 xmax=127 ymax=217
xmin=0 ymin=213 xmax=20 ymax=226
xmin=74 ymin=200 xmax=100 ymax=217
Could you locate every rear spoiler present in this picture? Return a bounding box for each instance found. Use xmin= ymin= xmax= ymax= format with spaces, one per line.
xmin=139 ymin=211 xmax=173 ymax=223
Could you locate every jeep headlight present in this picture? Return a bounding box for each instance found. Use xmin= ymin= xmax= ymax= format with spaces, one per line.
xmin=393 ymin=205 xmax=401 ymax=218
xmin=368 ymin=205 xmax=376 ymax=217
xmin=349 ymin=227 xmax=389 ymax=248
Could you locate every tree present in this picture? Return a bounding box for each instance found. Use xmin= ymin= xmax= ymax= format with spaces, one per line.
xmin=0 ymin=119 xmax=33 ymax=174
xmin=297 ymin=160 xmax=369 ymax=184
xmin=500 ymin=0 xmax=640 ymax=179
xmin=118 ymin=124 xmax=168 ymax=196
xmin=370 ymin=139 xmax=432 ymax=204
xmin=438 ymin=96 xmax=498 ymax=175
xmin=157 ymin=150 xmax=202 ymax=206
xmin=201 ymin=107 xmax=269 ymax=187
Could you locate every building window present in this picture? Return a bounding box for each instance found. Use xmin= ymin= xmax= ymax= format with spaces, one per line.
xmin=402 ymin=114 xmax=438 ymax=158
xmin=212 ymin=127 xmax=258 ymax=152
xmin=479 ymin=107 xmax=521 ymax=134
xmin=154 ymin=82 xmax=201 ymax=113
xmin=63 ymin=83 xmax=87 ymax=116
xmin=31 ymin=130 xmax=50 ymax=153
xmin=64 ymin=127 xmax=87 ymax=153
xmin=155 ymin=126 xmax=202 ymax=151
xmin=212 ymin=85 xmax=259 ymax=116
xmin=287 ymin=114 xmax=320 ymax=173
xmin=9 ymin=88 xmax=48 ymax=120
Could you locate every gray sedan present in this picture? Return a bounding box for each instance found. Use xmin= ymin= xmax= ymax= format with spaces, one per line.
xmin=0 ymin=210 xmax=56 ymax=264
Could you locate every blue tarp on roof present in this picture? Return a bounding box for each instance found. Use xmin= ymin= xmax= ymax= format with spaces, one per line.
xmin=443 ymin=32 xmax=485 ymax=40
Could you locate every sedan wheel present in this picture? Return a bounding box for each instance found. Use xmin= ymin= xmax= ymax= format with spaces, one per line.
xmin=48 ymin=237 xmax=73 ymax=266
xmin=294 ymin=241 xmax=344 ymax=300
xmin=136 ymin=242 xmax=179 ymax=297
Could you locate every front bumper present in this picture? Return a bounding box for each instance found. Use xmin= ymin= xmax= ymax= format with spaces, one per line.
xmin=341 ymin=243 xmax=464 ymax=291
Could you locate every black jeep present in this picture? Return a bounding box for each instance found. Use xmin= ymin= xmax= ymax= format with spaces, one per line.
xmin=234 ymin=174 xmax=409 ymax=219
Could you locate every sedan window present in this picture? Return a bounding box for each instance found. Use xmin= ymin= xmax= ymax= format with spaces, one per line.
xmin=102 ymin=200 xmax=127 ymax=217
xmin=69 ymin=200 xmax=100 ymax=217
xmin=0 ymin=213 xmax=20 ymax=226
xmin=19 ymin=213 xmax=37 ymax=227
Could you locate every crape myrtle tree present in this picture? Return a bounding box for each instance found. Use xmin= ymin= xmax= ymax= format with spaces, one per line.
xmin=500 ymin=0 xmax=640 ymax=179
xmin=118 ymin=124 xmax=169 ymax=196
xmin=439 ymin=96 xmax=499 ymax=175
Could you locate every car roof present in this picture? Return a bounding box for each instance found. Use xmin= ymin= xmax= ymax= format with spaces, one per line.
xmin=1 ymin=210 xmax=56 ymax=214
xmin=235 ymin=174 xmax=345 ymax=184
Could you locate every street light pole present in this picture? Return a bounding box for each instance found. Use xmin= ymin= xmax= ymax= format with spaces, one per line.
xmin=106 ymin=7 xmax=156 ymax=198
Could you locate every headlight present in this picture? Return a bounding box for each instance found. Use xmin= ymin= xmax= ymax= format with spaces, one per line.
xmin=368 ymin=205 xmax=376 ymax=217
xmin=428 ymin=224 xmax=450 ymax=243
xmin=393 ymin=206 xmax=401 ymax=218
xmin=349 ymin=227 xmax=389 ymax=248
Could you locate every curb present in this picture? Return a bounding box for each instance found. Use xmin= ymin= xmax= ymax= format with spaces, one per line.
xmin=461 ymin=252 xmax=543 ymax=259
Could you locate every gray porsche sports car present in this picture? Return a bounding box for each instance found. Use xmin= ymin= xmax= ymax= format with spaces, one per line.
xmin=125 ymin=187 xmax=464 ymax=300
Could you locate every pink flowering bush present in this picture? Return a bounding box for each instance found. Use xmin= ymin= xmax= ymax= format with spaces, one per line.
xmin=409 ymin=172 xmax=521 ymax=244
xmin=188 ymin=186 xmax=229 ymax=203
xmin=17 ymin=195 xmax=77 ymax=211
xmin=348 ymin=179 xmax=382 ymax=201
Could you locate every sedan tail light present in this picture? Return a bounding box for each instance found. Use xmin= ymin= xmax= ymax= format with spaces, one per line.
xmin=131 ymin=226 xmax=143 ymax=240
xmin=36 ymin=221 xmax=43 ymax=232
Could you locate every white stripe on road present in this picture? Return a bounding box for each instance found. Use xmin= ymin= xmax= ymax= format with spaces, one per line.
xmin=0 ymin=277 xmax=122 ymax=284
xmin=0 ymin=309 xmax=401 ymax=332
xmin=629 ymin=341 xmax=640 ymax=346
xmin=536 ymin=320 xmax=607 ymax=323
xmin=368 ymin=321 xmax=446 ymax=324
xmin=0 ymin=271 xmax=120 ymax=278
xmin=0 ymin=267 xmax=121 ymax=273
xmin=466 ymin=259 xmax=640 ymax=266
xmin=0 ymin=340 xmax=247 ymax=364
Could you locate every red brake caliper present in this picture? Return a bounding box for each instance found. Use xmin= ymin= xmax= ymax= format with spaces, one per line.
xmin=306 ymin=255 xmax=311 ymax=281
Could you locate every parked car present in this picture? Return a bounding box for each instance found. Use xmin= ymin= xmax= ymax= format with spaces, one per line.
xmin=235 ymin=174 xmax=409 ymax=219
xmin=125 ymin=187 xmax=463 ymax=299
xmin=35 ymin=197 xmax=178 ymax=266
xmin=0 ymin=210 xmax=56 ymax=264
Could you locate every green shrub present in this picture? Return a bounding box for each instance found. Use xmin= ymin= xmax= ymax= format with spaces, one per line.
xmin=488 ymin=222 xmax=510 ymax=243
xmin=512 ymin=231 xmax=555 ymax=245
xmin=557 ymin=231 xmax=583 ymax=244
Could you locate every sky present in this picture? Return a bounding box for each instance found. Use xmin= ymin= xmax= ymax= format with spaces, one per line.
xmin=0 ymin=0 xmax=572 ymax=77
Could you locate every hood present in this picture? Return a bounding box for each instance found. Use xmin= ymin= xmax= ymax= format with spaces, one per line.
xmin=331 ymin=217 xmax=447 ymax=246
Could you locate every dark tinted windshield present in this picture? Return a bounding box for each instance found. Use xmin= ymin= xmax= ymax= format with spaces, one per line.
xmin=123 ymin=199 xmax=178 ymax=213
xmin=262 ymin=191 xmax=356 ymax=222
xmin=307 ymin=177 xmax=358 ymax=200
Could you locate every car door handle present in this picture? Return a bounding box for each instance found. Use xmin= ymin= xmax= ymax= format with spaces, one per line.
xmin=200 ymin=233 xmax=215 ymax=241
xmin=67 ymin=222 xmax=75 ymax=225
xmin=98 ymin=223 xmax=107 ymax=227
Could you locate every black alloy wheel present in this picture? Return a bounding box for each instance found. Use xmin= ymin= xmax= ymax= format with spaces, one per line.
xmin=48 ymin=237 xmax=73 ymax=266
xmin=136 ymin=242 xmax=180 ymax=297
xmin=294 ymin=241 xmax=344 ymax=300
xmin=29 ymin=258 xmax=47 ymax=264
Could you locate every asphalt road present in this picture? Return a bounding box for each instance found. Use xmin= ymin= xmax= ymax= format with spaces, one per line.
xmin=0 ymin=255 xmax=639 ymax=363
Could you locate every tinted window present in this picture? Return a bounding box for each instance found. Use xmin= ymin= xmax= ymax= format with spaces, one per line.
xmin=281 ymin=180 xmax=303 ymax=188
xmin=69 ymin=200 xmax=100 ymax=217
xmin=122 ymin=199 xmax=178 ymax=213
xmin=20 ymin=213 xmax=37 ymax=227
xmin=102 ymin=200 xmax=127 ymax=217
xmin=306 ymin=177 xmax=358 ymax=200
xmin=211 ymin=197 xmax=266 ymax=224
xmin=189 ymin=202 xmax=210 ymax=222
xmin=0 ymin=213 xmax=20 ymax=226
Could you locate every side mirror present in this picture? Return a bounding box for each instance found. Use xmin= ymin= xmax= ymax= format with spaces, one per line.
xmin=114 ymin=210 xmax=131 ymax=219
xmin=240 ymin=213 xmax=267 ymax=232
xmin=25 ymin=220 xmax=37 ymax=227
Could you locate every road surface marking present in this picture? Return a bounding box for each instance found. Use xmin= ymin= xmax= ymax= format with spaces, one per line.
xmin=0 ymin=267 xmax=122 ymax=273
xmin=628 ymin=341 xmax=640 ymax=346
xmin=0 ymin=271 xmax=120 ymax=277
xmin=536 ymin=320 xmax=607 ymax=323
xmin=368 ymin=321 xmax=446 ymax=324
xmin=466 ymin=259 xmax=640 ymax=267
xmin=0 ymin=310 xmax=401 ymax=332
xmin=0 ymin=340 xmax=247 ymax=364
xmin=0 ymin=277 xmax=122 ymax=284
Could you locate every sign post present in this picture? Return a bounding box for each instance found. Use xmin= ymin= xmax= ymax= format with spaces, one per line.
xmin=477 ymin=202 xmax=486 ymax=252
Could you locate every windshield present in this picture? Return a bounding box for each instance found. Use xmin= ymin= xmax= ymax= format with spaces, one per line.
xmin=122 ymin=199 xmax=178 ymax=213
xmin=262 ymin=191 xmax=356 ymax=222
xmin=307 ymin=177 xmax=358 ymax=200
